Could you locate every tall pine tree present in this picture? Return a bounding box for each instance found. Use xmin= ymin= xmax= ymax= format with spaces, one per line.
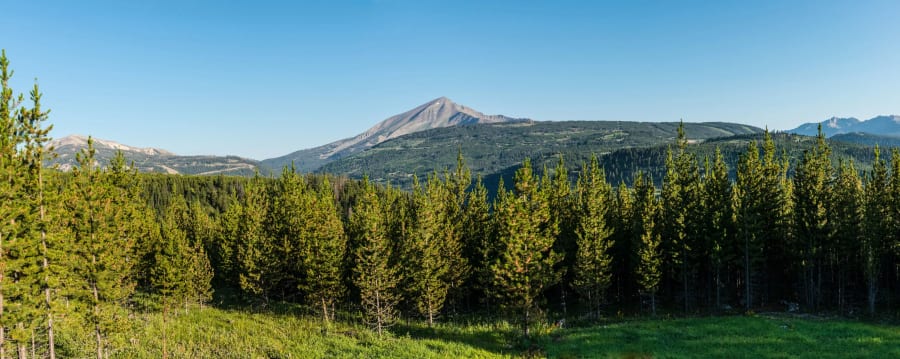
xmin=491 ymin=159 xmax=561 ymax=337
xmin=352 ymin=178 xmax=399 ymax=336
xmin=572 ymin=154 xmax=614 ymax=317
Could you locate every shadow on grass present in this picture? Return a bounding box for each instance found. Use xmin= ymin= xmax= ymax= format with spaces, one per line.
xmin=391 ymin=320 xmax=522 ymax=356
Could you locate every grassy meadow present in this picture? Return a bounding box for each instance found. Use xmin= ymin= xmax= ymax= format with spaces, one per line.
xmin=51 ymin=305 xmax=899 ymax=358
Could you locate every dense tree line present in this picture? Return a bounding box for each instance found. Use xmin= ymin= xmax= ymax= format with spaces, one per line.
xmin=1 ymin=51 xmax=899 ymax=357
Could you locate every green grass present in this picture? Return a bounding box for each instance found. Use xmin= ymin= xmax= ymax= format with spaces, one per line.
xmin=56 ymin=307 xmax=899 ymax=358
xmin=541 ymin=315 xmax=900 ymax=359
xmin=57 ymin=306 xmax=518 ymax=358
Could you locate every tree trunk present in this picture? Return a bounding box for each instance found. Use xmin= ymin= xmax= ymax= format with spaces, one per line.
xmin=683 ymin=259 xmax=689 ymax=313
xmin=38 ymin=170 xmax=55 ymax=359
xmin=94 ymin=285 xmax=102 ymax=359
xmin=744 ymin=236 xmax=751 ymax=311
xmin=651 ymin=292 xmax=657 ymax=317
xmin=162 ymin=304 xmax=168 ymax=359
xmin=715 ymin=264 xmax=721 ymax=311
xmin=374 ymin=289 xmax=382 ymax=337
xmin=868 ymin=281 xmax=877 ymax=315
xmin=95 ymin=323 xmax=102 ymax=359
xmin=522 ymin=307 xmax=530 ymax=338
xmin=321 ymin=298 xmax=329 ymax=324
xmin=560 ymin=287 xmax=567 ymax=317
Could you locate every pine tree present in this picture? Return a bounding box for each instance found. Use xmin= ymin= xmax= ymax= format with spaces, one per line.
xmin=298 ymin=176 xmax=347 ymax=323
xmin=15 ymin=82 xmax=59 ymax=359
xmin=352 ymin=178 xmax=399 ymax=336
xmin=827 ymin=159 xmax=862 ymax=312
xmin=443 ymin=153 xmax=471 ymax=310
xmin=0 ymin=49 xmax=24 ymax=359
xmin=151 ymin=195 xmax=214 ymax=309
xmin=611 ymin=182 xmax=635 ymax=305
xmin=234 ymin=176 xmax=276 ymax=303
xmin=701 ymin=148 xmax=733 ymax=310
xmin=268 ymin=166 xmax=306 ymax=301
xmin=659 ymin=122 xmax=702 ymax=312
xmin=64 ymin=142 xmax=139 ymax=359
xmin=734 ymin=139 xmax=763 ymax=311
xmin=862 ymin=146 xmax=890 ymax=315
xmin=461 ymin=176 xmax=493 ymax=311
xmin=572 ymin=154 xmax=614 ymax=317
xmin=734 ymin=131 xmax=787 ymax=311
xmin=490 ymin=159 xmax=561 ymax=337
xmin=408 ymin=173 xmax=457 ymax=326
xmin=633 ymin=171 xmax=661 ymax=316
xmin=545 ymin=156 xmax=576 ymax=315
xmin=793 ymin=125 xmax=832 ymax=310
xmin=890 ymin=148 xmax=900 ymax=264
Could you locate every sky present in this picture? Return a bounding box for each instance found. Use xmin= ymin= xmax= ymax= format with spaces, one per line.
xmin=4 ymin=0 xmax=900 ymax=160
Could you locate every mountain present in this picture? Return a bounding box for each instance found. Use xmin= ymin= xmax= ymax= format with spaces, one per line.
xmin=49 ymin=135 xmax=261 ymax=176
xmin=262 ymin=97 xmax=529 ymax=172
xmin=317 ymin=120 xmax=763 ymax=188
xmin=787 ymin=115 xmax=900 ymax=137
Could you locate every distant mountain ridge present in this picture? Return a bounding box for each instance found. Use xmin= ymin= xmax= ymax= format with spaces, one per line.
xmin=49 ymin=135 xmax=261 ymax=176
xmin=788 ymin=115 xmax=900 ymax=137
xmin=261 ymin=97 xmax=529 ymax=172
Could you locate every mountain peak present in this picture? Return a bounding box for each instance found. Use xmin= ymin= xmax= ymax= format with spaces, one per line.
xmin=787 ymin=115 xmax=900 ymax=137
xmin=262 ymin=98 xmax=529 ymax=172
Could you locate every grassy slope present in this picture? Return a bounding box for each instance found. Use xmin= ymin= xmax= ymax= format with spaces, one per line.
xmin=56 ymin=307 xmax=899 ymax=358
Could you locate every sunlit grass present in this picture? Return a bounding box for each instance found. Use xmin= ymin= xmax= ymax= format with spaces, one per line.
xmin=55 ymin=307 xmax=899 ymax=358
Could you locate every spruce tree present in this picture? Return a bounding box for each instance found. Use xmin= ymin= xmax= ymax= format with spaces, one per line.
xmin=490 ymin=159 xmax=561 ymax=337
xmin=572 ymin=154 xmax=614 ymax=317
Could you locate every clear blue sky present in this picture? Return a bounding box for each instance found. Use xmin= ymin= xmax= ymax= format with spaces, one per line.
xmin=5 ymin=0 xmax=900 ymax=159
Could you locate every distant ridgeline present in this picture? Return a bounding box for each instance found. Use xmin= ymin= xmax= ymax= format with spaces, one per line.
xmin=48 ymin=134 xmax=262 ymax=176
